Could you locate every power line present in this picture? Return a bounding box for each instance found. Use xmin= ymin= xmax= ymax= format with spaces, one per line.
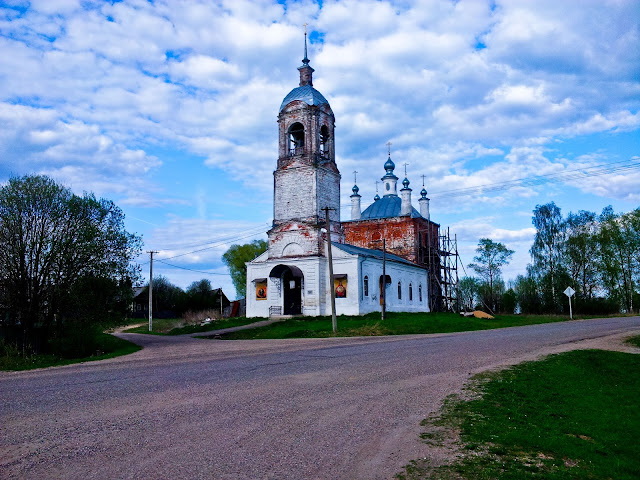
xmin=157 ymin=223 xmax=269 ymax=252
xmin=157 ymin=229 xmax=267 ymax=261
xmin=138 ymin=227 xmax=268 ymax=266
xmin=155 ymin=259 xmax=231 ymax=276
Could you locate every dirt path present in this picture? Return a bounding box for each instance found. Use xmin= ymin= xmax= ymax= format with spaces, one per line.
xmin=2 ymin=317 xmax=639 ymax=480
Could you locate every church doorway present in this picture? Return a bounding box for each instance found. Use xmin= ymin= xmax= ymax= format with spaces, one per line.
xmin=283 ymin=269 xmax=302 ymax=315
xmin=269 ymin=264 xmax=304 ymax=316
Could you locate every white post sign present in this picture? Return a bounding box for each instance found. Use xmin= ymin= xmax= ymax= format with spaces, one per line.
xmin=564 ymin=286 xmax=575 ymax=320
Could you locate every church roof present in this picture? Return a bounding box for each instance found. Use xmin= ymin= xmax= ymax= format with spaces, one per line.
xmin=280 ymin=85 xmax=329 ymax=112
xmin=332 ymin=242 xmax=419 ymax=267
xmin=359 ymin=195 xmax=422 ymax=219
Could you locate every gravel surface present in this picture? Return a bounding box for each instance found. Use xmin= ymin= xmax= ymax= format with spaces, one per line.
xmin=2 ymin=316 xmax=639 ymax=480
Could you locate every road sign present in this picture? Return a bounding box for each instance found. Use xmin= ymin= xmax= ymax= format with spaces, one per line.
xmin=564 ymin=286 xmax=575 ymax=320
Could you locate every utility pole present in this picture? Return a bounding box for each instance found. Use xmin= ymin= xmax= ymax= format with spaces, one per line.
xmin=147 ymin=251 xmax=158 ymax=332
xmin=371 ymin=238 xmax=387 ymax=321
xmin=381 ymin=238 xmax=386 ymax=321
xmin=322 ymin=206 xmax=337 ymax=334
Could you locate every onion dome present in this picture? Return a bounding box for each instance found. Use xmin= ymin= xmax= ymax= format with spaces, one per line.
xmin=351 ymin=184 xmax=360 ymax=197
xmin=374 ymin=193 xmax=380 ymax=201
xmin=420 ymin=187 xmax=428 ymax=198
xmin=384 ymin=156 xmax=395 ymax=174
xmin=402 ymin=177 xmax=410 ymax=188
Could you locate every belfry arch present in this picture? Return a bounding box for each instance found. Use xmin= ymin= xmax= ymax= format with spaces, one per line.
xmin=288 ymin=122 xmax=305 ymax=156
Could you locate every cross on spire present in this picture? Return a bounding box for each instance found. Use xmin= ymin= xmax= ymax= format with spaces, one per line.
xmin=403 ymin=163 xmax=409 ymax=176
xmin=386 ymin=141 xmax=392 ymax=156
xmin=375 ymin=180 xmax=379 ymax=192
xmin=353 ymin=170 xmax=358 ymax=184
xmin=421 ymin=174 xmax=426 ymax=186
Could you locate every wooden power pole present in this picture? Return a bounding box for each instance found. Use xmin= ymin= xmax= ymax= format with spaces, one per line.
xmin=322 ymin=207 xmax=337 ymax=334
xmin=147 ymin=251 xmax=158 ymax=332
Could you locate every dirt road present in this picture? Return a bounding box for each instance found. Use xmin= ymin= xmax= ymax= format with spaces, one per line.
xmin=2 ymin=317 xmax=639 ymax=479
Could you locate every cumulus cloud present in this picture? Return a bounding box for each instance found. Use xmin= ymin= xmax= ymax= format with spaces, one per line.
xmin=1 ymin=0 xmax=638 ymax=288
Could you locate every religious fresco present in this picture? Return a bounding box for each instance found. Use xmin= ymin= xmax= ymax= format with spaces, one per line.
xmin=334 ymin=277 xmax=347 ymax=298
xmin=256 ymin=280 xmax=267 ymax=300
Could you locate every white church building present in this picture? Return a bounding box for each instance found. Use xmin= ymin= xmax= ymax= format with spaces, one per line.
xmin=246 ymin=37 xmax=432 ymax=318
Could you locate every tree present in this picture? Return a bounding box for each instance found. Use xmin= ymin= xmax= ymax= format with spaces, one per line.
xmin=458 ymin=276 xmax=481 ymax=311
xmin=468 ymin=238 xmax=514 ymax=313
xmin=186 ymin=278 xmax=220 ymax=312
xmin=222 ymin=240 xmax=267 ymax=298
xmin=513 ymin=269 xmax=541 ymax=314
xmin=597 ymin=206 xmax=640 ymax=312
xmin=530 ymin=202 xmax=565 ymax=307
xmin=0 ymin=175 xmax=142 ymax=351
xmin=564 ymin=210 xmax=599 ymax=299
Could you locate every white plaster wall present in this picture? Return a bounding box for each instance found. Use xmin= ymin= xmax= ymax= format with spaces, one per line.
xmin=246 ymin=256 xmax=325 ymax=318
xmin=357 ymin=258 xmax=429 ymax=314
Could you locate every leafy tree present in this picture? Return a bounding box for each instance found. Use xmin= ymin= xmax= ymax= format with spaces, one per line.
xmin=148 ymin=275 xmax=186 ymax=317
xmin=185 ymin=278 xmax=224 ymax=312
xmin=0 ymin=175 xmax=142 ymax=352
xmin=564 ymin=210 xmax=599 ymax=299
xmin=222 ymin=239 xmax=268 ymax=298
xmin=458 ymin=276 xmax=481 ymax=311
xmin=513 ymin=269 xmax=541 ymax=314
xmin=501 ymin=288 xmax=517 ymax=314
xmin=530 ymin=202 xmax=565 ymax=309
xmin=597 ymin=206 xmax=640 ymax=312
xmin=468 ymin=238 xmax=514 ymax=313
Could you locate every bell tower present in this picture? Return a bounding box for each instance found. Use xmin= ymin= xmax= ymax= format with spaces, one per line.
xmin=268 ymin=30 xmax=343 ymax=259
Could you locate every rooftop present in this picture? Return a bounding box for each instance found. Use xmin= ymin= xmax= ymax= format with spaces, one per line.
xmin=280 ymin=85 xmax=329 ymax=112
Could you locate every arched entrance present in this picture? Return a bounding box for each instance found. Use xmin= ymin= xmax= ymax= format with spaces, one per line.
xmin=269 ymin=264 xmax=304 ymax=315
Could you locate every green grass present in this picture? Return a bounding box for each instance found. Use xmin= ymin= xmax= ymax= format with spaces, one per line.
xmin=215 ymin=312 xmax=577 ymax=340
xmin=0 ymin=332 xmax=141 ymax=371
xmin=626 ymin=335 xmax=640 ymax=348
xmin=122 ymin=317 xmax=262 ymax=335
xmin=398 ymin=349 xmax=640 ymax=479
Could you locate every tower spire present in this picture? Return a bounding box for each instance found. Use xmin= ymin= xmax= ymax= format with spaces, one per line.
xmin=303 ymin=23 xmax=310 ymax=65
xmin=298 ymin=23 xmax=314 ymax=87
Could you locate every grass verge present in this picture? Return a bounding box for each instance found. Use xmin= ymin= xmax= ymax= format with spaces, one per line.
xmin=398 ymin=349 xmax=640 ymax=479
xmin=0 ymin=332 xmax=141 ymax=371
xmin=216 ymin=312 xmax=579 ymax=340
xmin=122 ymin=317 xmax=262 ymax=335
xmin=626 ymin=335 xmax=640 ymax=348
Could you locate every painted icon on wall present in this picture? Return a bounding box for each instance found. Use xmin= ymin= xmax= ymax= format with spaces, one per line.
xmin=334 ymin=277 xmax=347 ymax=298
xmin=256 ymin=281 xmax=267 ymax=300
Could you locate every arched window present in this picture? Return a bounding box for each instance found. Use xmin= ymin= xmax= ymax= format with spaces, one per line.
xmin=397 ymin=281 xmax=402 ymax=300
xmin=364 ymin=275 xmax=369 ymax=297
xmin=419 ymin=284 xmax=423 ymax=302
xmin=409 ymin=283 xmax=413 ymax=301
xmin=319 ymin=125 xmax=329 ymax=155
xmin=288 ymin=122 xmax=304 ymax=155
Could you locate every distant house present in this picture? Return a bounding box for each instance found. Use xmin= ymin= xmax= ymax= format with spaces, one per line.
xmin=131 ymin=286 xmax=231 ymax=318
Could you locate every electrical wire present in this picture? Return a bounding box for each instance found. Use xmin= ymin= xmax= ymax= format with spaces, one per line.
xmin=155 ymin=259 xmax=230 ymax=276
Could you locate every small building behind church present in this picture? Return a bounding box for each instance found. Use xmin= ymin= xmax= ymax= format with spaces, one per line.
xmin=246 ymin=36 xmax=443 ymax=318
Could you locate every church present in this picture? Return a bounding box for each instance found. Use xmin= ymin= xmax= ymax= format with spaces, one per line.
xmin=245 ymin=36 xmax=441 ymax=318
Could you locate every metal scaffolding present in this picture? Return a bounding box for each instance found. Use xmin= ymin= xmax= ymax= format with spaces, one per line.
xmin=439 ymin=227 xmax=459 ymax=312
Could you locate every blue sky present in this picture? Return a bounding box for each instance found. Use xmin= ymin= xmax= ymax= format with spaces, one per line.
xmin=1 ymin=0 xmax=639 ymax=299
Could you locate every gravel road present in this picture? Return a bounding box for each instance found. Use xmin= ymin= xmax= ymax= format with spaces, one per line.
xmin=2 ymin=317 xmax=639 ymax=480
